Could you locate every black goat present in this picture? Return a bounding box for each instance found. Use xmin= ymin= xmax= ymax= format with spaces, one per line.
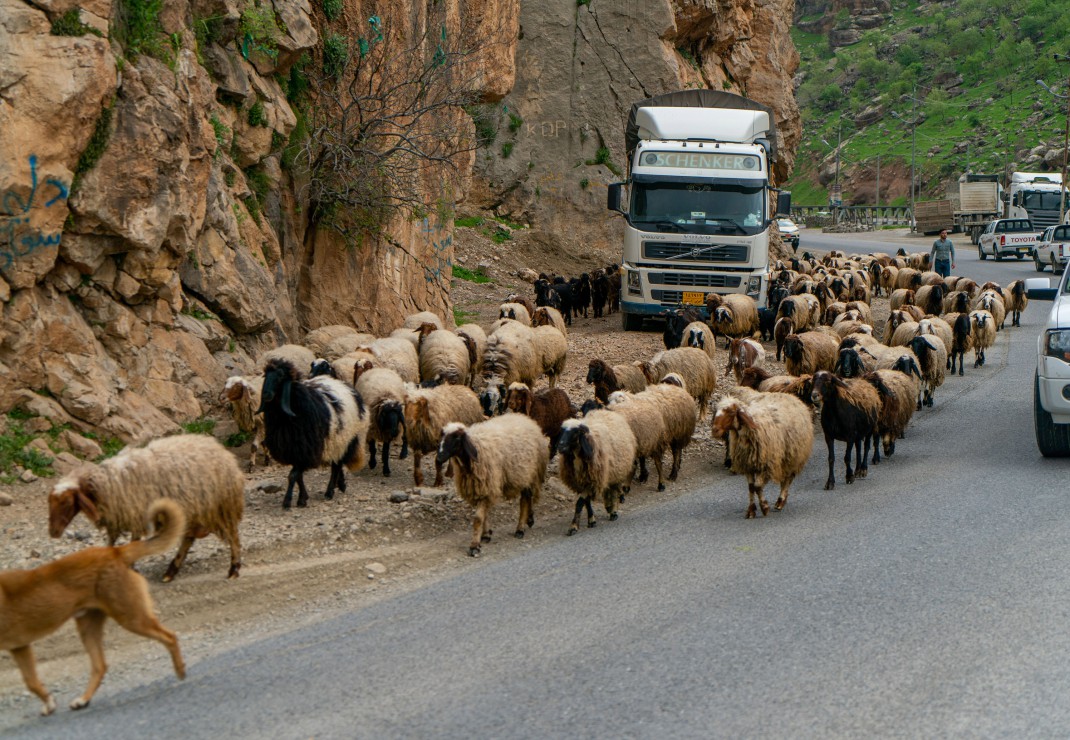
xmin=605 ymin=264 xmax=621 ymax=314
xmin=591 ymin=272 xmax=609 ymax=318
xmin=948 ymin=313 xmax=972 ymax=376
xmin=661 ymin=307 xmax=704 ymax=350
xmin=811 ymin=370 xmax=881 ymax=490
xmin=573 ymin=274 xmax=593 ymax=318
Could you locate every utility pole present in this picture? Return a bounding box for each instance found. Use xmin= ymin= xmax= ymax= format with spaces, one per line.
xmin=835 ymin=115 xmax=842 ymax=193
xmin=876 ymin=154 xmax=881 ymax=210
xmin=910 ymin=84 xmax=917 ymax=222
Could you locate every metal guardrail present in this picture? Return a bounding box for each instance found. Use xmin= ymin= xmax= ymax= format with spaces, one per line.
xmin=791 ymin=205 xmax=914 ymax=228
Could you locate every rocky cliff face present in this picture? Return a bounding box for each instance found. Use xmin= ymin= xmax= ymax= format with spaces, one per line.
xmin=795 ymin=0 xmax=890 ymax=47
xmin=470 ymin=0 xmax=801 ymax=252
xmin=1 ymin=0 xmax=796 ymax=441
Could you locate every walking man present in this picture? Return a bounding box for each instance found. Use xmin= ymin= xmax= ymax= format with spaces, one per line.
xmin=931 ymin=228 xmax=955 ymax=278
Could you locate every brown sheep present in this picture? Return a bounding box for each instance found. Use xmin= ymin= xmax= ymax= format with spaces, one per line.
xmin=782 ymin=332 xmax=839 ymax=377
xmin=586 ymin=359 xmax=647 ymax=403
xmin=504 ymin=382 xmax=575 ymax=458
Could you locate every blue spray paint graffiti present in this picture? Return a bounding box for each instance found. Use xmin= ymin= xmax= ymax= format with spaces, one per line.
xmin=420 ymin=217 xmax=452 ymax=286
xmin=1 ymin=155 xmax=69 ymax=270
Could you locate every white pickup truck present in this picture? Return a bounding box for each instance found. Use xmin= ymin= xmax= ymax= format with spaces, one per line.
xmin=1033 ymin=224 xmax=1070 ymax=273
xmin=978 ymin=218 xmax=1040 ymax=261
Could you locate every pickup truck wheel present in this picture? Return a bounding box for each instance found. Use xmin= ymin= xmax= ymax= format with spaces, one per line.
xmin=978 ymin=245 xmax=987 ymax=260
xmin=1035 ymin=373 xmax=1070 ymax=457
xmin=1053 ymin=255 xmax=1059 ymax=273
xmin=1036 ymin=252 xmax=1046 ymax=272
xmin=621 ymin=311 xmax=643 ymax=331
xmin=994 ymin=250 xmax=1003 ymax=262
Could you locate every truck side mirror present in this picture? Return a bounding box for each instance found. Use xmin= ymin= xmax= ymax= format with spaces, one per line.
xmin=775 ymin=191 xmax=792 ymax=218
xmin=1026 ymin=277 xmax=1058 ymax=301
xmin=607 ymin=183 xmax=624 ymax=214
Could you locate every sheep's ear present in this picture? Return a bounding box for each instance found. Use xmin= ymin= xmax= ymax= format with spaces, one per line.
xmin=462 ymin=434 xmax=479 ymax=462
xmin=76 ymin=483 xmax=101 ymax=524
xmin=579 ymin=430 xmax=595 ymax=460
xmin=280 ymin=378 xmax=295 ymax=417
xmin=737 ymin=408 xmax=758 ymax=431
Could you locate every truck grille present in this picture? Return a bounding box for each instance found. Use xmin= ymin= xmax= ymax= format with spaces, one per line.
xmin=1032 ymin=211 xmax=1060 ymax=228
xmin=642 ymin=242 xmax=749 ymax=262
xmin=648 ymin=273 xmax=741 ymax=288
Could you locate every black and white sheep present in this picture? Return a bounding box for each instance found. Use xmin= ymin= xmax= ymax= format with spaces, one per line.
xmin=436 ymin=415 xmax=549 ymax=556
xmin=712 ymin=392 xmax=814 ymax=517
xmin=353 ymin=363 xmax=408 ymax=477
xmin=969 ymin=309 xmax=997 ymax=368
xmin=259 ymin=358 xmax=369 ymax=508
xmin=908 ymin=334 xmax=947 ymax=408
xmin=499 ymin=302 xmax=533 ymax=326
xmin=48 ymin=434 xmax=244 ymax=581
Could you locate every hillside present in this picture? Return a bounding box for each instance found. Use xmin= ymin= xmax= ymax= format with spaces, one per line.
xmin=788 ymin=0 xmax=1070 ymax=206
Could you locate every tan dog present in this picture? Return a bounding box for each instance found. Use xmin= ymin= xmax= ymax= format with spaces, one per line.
xmin=1 ymin=500 xmax=187 ymax=715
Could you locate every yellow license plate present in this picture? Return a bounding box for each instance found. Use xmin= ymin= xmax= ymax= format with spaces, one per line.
xmin=682 ymin=291 xmax=705 ymax=306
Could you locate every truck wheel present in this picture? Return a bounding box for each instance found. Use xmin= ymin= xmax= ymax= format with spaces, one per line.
xmin=994 ymin=250 xmax=1003 ymax=262
xmin=1053 ymin=255 xmax=1059 ymax=273
xmin=621 ymin=312 xmax=643 ymax=331
xmin=978 ymin=245 xmax=987 ymax=260
xmin=1035 ymin=373 xmax=1070 ymax=457
xmin=1036 ymin=252 xmax=1046 ymax=272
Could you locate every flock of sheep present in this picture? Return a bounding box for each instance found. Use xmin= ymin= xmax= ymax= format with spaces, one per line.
xmin=44 ymin=248 xmax=1027 ymax=575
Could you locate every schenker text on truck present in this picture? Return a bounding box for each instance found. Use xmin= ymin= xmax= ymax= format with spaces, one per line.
xmin=607 ymin=90 xmax=790 ymax=331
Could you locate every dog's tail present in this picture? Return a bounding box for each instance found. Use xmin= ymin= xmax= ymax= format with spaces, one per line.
xmin=119 ymin=500 xmax=186 ymax=565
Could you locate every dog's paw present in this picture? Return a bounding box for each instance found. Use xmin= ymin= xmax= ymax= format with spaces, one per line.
xmin=69 ymin=697 xmax=89 ymax=711
xmin=40 ymin=696 xmax=56 ymax=716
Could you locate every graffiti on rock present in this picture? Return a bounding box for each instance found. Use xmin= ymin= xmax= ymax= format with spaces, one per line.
xmin=1 ymin=155 xmax=69 ymax=269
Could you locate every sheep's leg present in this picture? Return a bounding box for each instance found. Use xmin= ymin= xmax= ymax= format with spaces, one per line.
xmin=481 ymin=512 xmax=493 ymax=543
xmin=858 ymin=436 xmax=870 ymax=478
xmin=224 ymin=524 xmax=242 ymax=578
xmin=283 ymin=468 xmax=299 ymax=509
xmin=413 ymin=451 xmax=424 ymax=486
xmin=432 ymin=458 xmax=445 ymax=488
xmin=774 ymin=476 xmax=794 ymax=511
xmin=669 ymin=444 xmax=683 ymax=481
xmin=871 ymin=431 xmax=881 ymax=464
xmin=604 ymin=487 xmax=619 ymax=521
xmin=949 ymin=352 xmax=956 ymax=374
xmin=844 ymin=439 xmax=855 ymax=484
xmin=637 ymin=456 xmax=649 ymax=483
xmin=515 ymin=491 xmax=532 ymax=537
xmin=162 ymin=535 xmax=196 ymax=582
xmin=974 ymin=350 xmax=982 ymax=368
xmin=585 ymin=496 xmax=597 ymax=528
xmin=367 ymin=439 xmax=377 ymax=470
xmin=653 ymin=451 xmax=666 ymax=492
xmin=745 ymin=479 xmax=757 ymax=519
xmin=824 ymin=434 xmax=836 ymax=490
xmin=568 ymin=497 xmax=585 ymax=536
xmin=754 ymin=477 xmax=770 ymax=516
xmin=548 ymin=373 xmax=557 ymax=389
xmin=381 ymin=439 xmax=392 ymax=477
xmin=324 ymin=462 xmax=342 ymax=500
xmin=723 ymin=435 xmax=732 ymax=468
xmin=296 ymin=471 xmax=310 ymax=508
xmin=10 ymin=646 xmax=55 ymax=716
xmin=468 ymin=501 xmax=488 ymax=556
xmin=399 ymin=427 xmax=409 ymax=459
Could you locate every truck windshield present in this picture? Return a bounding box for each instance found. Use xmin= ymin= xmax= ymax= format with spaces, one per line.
xmin=630 ymin=181 xmax=764 ymax=234
xmin=1023 ymin=192 xmax=1067 ymax=211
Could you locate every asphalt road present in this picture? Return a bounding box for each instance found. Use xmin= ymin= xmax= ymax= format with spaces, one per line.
xmin=7 ymin=233 xmax=1070 ymax=739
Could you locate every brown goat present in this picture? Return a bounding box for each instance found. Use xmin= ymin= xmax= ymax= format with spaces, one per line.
xmin=725 ymin=338 xmax=766 ymax=384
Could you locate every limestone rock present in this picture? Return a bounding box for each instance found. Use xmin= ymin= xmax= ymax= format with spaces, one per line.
xmin=0 ymin=492 xmax=12 ymax=506
xmin=58 ymin=429 xmax=103 ymax=459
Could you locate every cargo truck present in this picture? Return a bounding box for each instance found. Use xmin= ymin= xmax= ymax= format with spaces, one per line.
xmin=1006 ymin=172 xmax=1067 ymax=228
xmin=953 ymin=173 xmax=1002 ymax=244
xmin=607 ymin=90 xmax=791 ymax=331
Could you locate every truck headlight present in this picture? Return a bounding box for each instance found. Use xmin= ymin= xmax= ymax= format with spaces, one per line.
xmin=1045 ymin=330 xmax=1070 ymax=361
xmin=746 ymin=276 xmax=762 ymax=296
xmin=627 ymin=270 xmax=641 ymax=295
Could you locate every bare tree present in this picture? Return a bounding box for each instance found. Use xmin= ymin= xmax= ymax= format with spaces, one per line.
xmin=293 ymin=11 xmax=509 ymax=241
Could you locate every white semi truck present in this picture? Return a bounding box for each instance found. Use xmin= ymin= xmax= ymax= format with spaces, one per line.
xmin=607 ymin=91 xmax=790 ymax=330
xmin=1005 ymin=172 xmax=1066 ymax=228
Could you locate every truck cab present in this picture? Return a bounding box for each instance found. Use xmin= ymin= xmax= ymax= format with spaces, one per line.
xmin=1006 ymin=172 xmax=1067 ymax=228
xmin=1034 ymin=224 xmax=1070 ymax=273
xmin=607 ymin=91 xmax=790 ymax=330
xmin=978 ymin=218 xmax=1039 ymax=261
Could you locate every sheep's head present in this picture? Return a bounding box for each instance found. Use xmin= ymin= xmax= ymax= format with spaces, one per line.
xmin=309 ymin=359 xmax=335 ymax=379
xmin=259 ymin=359 xmax=299 ymax=416
xmin=586 ymin=359 xmax=607 ymax=385
xmin=416 ymin=323 xmax=438 ymax=345
xmin=810 ymin=370 xmax=843 ymax=405
xmin=352 ymin=360 xmax=375 ymax=384
xmin=220 ymin=376 xmax=249 ymax=403
xmin=660 ymin=373 xmax=687 ymax=390
xmin=782 ymin=335 xmax=803 ymax=362
xmin=835 ymin=348 xmax=866 ymax=379
xmin=637 ymin=361 xmax=657 ymax=385
xmin=738 ymin=367 xmax=767 ymax=389
xmin=505 ymin=383 xmax=533 ymax=415
xmin=479 ymin=381 xmax=506 ymax=417
xmin=436 ymin=423 xmax=477 ymax=467
xmin=971 ymin=311 xmax=990 ymax=330
xmin=687 ymin=328 xmax=706 ymax=351
xmin=48 ymin=473 xmax=100 ymax=537
xmin=712 ymin=398 xmax=756 ymax=438
xmin=578 ymin=398 xmax=603 ymax=415
xmin=376 ymin=401 xmax=405 ymax=442
xmin=532 ymin=308 xmax=548 ymax=327
xmin=704 ymin=293 xmax=723 ymax=314
xmin=714 ymin=306 xmax=732 ymax=325
xmin=557 ymin=420 xmax=594 ymax=460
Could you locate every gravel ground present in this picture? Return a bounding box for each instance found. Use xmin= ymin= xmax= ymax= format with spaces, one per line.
xmin=0 ymin=221 xmax=909 ymax=721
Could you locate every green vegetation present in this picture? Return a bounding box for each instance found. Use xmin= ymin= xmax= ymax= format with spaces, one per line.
xmin=451 ymin=265 xmax=492 ymax=283
xmin=0 ymin=414 xmax=56 ymax=482
xmin=209 ymin=115 xmax=231 ymax=157
xmin=789 ymin=0 xmax=1070 ymax=203
xmin=322 ymin=0 xmax=343 ymax=21
xmin=492 ymin=215 xmax=525 ymax=230
xmin=73 ymin=104 xmax=113 ymax=189
xmin=579 ymin=177 xmax=590 ymax=190
xmin=240 ymin=3 xmax=281 ymax=61
xmin=114 ymin=0 xmax=170 ymax=64
xmin=468 ymin=105 xmax=500 ymax=146
xmin=51 ymin=9 xmax=102 ymax=37
xmin=453 ymin=307 xmax=479 ymax=325
xmin=454 ymin=216 xmax=485 ymax=228
xmin=501 ymin=142 xmax=514 ymax=158
xmin=224 ymin=430 xmax=252 ymax=448
xmin=181 ymin=305 xmax=218 ymax=321
xmin=181 ymin=418 xmax=217 ymax=436
xmin=587 ymin=146 xmax=622 ymax=177
xmin=247 ymin=100 xmax=268 ymax=127
xmin=323 ymin=34 xmax=348 ymax=80
xmin=508 ymin=113 xmax=524 ymax=133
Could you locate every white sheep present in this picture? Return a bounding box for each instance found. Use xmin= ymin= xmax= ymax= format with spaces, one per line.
xmin=557 ymin=411 xmax=638 ymax=535
xmin=606 ymin=389 xmax=670 ymax=492
xmin=353 ymin=364 xmax=408 ymax=477
xmin=48 ymin=434 xmax=244 ymax=581
xmin=640 ymin=347 xmax=717 ymax=419
xmin=684 ymin=321 xmax=716 ymax=360
xmin=455 ymin=323 xmax=487 ymax=386
xmin=403 ymin=384 xmax=485 ymax=487
xmin=219 ymin=375 xmax=268 ymax=471
xmin=436 ymin=415 xmax=549 ymax=556
xmin=712 ymin=392 xmax=814 ymax=518
xmin=532 ymin=306 xmax=568 ymax=336
xmin=263 ymin=344 xmax=316 ymax=377
xmin=403 ymin=311 xmax=445 ymax=331
xmin=969 ymin=309 xmax=997 ymax=367
xmin=419 ymin=329 xmax=471 ymax=386
xmin=498 ymin=302 xmax=532 ymax=326
xmin=356 ymin=337 xmax=420 ymax=383
xmin=533 ymin=325 xmax=568 ymax=388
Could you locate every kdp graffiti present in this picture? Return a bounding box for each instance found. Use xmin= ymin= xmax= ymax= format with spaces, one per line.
xmin=1 ymin=155 xmax=69 ymax=270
